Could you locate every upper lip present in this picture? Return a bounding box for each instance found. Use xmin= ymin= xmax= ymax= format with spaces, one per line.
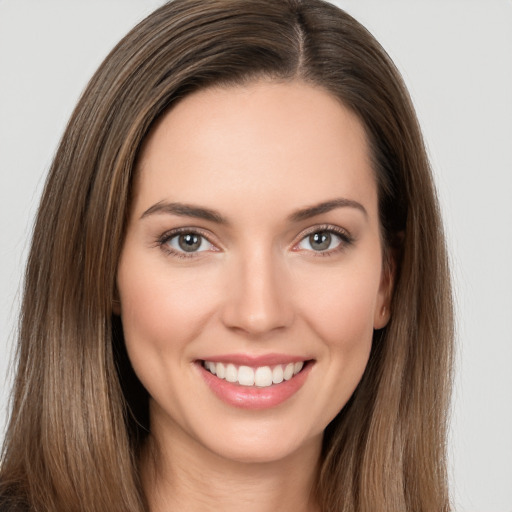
xmin=198 ymin=353 xmax=312 ymax=367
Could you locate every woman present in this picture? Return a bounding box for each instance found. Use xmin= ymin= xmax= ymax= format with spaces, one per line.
xmin=0 ymin=0 xmax=453 ymax=511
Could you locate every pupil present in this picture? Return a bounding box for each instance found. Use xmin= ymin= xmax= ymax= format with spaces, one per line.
xmin=310 ymin=231 xmax=331 ymax=251
xmin=178 ymin=233 xmax=201 ymax=252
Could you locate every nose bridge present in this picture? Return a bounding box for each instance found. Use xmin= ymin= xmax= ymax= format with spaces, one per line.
xmin=221 ymin=241 xmax=293 ymax=335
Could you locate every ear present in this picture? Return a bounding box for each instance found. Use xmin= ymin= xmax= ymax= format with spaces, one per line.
xmin=373 ymin=250 xmax=396 ymax=330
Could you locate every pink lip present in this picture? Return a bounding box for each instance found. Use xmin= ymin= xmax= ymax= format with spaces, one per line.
xmin=196 ymin=359 xmax=313 ymax=410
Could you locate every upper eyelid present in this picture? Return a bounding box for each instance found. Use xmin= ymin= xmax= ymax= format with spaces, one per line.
xmin=158 ymin=226 xmax=217 ymax=244
xmin=293 ymin=224 xmax=352 ymax=242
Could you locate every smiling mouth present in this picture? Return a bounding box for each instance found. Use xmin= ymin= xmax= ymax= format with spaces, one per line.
xmin=201 ymin=360 xmax=308 ymax=388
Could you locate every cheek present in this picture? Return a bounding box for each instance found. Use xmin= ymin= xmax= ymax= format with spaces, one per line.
xmin=116 ymin=254 xmax=221 ymax=370
xmin=297 ymin=258 xmax=382 ymax=350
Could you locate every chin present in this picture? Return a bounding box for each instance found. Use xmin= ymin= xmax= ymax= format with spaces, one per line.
xmin=190 ymin=418 xmax=324 ymax=466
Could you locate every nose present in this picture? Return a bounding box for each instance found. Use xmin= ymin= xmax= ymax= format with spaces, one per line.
xmin=220 ymin=247 xmax=294 ymax=337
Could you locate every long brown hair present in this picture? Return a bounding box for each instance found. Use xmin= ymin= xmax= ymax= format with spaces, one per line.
xmin=0 ymin=1 xmax=453 ymax=511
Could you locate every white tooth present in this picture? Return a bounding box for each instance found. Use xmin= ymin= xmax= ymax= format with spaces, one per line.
xmin=216 ymin=362 xmax=226 ymax=379
xmin=225 ymin=363 xmax=237 ymax=383
xmin=293 ymin=361 xmax=304 ymax=375
xmin=238 ymin=366 xmax=255 ymax=386
xmin=254 ymin=366 xmax=272 ymax=387
xmin=209 ymin=362 xmax=217 ymax=375
xmin=272 ymin=365 xmax=284 ymax=384
xmin=284 ymin=363 xmax=294 ymax=381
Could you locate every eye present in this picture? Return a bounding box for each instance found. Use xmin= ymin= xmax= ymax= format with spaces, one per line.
xmin=298 ymin=230 xmax=340 ymax=252
xmin=162 ymin=231 xmax=214 ymax=255
xmin=295 ymin=227 xmax=352 ymax=254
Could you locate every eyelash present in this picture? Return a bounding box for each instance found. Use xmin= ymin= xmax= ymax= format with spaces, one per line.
xmin=292 ymin=224 xmax=354 ymax=257
xmin=156 ymin=227 xmax=217 ymax=259
xmin=156 ymin=224 xmax=354 ymax=259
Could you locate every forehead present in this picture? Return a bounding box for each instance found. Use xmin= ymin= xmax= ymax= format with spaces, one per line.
xmin=133 ymin=80 xmax=377 ymax=221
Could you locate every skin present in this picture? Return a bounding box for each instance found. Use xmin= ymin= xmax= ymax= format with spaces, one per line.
xmin=116 ymin=80 xmax=393 ymax=512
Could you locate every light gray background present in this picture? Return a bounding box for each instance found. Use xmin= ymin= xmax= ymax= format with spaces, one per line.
xmin=1 ymin=1 xmax=511 ymax=511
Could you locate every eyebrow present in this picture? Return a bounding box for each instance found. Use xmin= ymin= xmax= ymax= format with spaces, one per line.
xmin=140 ymin=197 xmax=367 ymax=224
xmin=288 ymin=198 xmax=368 ymax=222
xmin=140 ymin=201 xmax=228 ymax=224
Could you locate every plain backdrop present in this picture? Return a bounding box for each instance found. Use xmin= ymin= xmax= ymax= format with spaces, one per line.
xmin=0 ymin=1 xmax=511 ymax=511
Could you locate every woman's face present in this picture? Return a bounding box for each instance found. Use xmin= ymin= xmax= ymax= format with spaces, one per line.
xmin=117 ymin=81 xmax=392 ymax=464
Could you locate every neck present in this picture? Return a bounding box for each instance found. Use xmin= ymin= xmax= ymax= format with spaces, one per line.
xmin=141 ymin=421 xmax=322 ymax=512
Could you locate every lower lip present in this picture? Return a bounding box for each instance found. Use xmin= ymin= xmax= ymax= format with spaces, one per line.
xmin=197 ymin=361 xmax=313 ymax=410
